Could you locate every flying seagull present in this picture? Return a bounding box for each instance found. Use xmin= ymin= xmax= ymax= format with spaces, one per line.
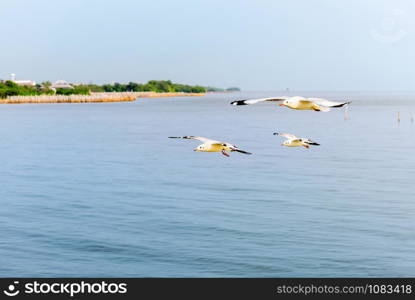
xmin=273 ymin=132 xmax=320 ymax=149
xmin=169 ymin=136 xmax=252 ymax=157
xmin=230 ymin=96 xmax=351 ymax=112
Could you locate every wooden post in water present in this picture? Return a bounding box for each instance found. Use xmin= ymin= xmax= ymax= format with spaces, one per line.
xmin=397 ymin=112 xmax=400 ymax=123
xmin=344 ymin=105 xmax=349 ymax=121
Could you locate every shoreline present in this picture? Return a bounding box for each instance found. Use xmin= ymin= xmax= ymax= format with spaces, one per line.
xmin=0 ymin=92 xmax=205 ymax=104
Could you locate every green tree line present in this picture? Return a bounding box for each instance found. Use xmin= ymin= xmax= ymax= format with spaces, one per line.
xmin=0 ymin=80 xmax=242 ymax=99
xmin=0 ymin=80 xmax=208 ymax=98
xmin=78 ymin=80 xmax=206 ymax=93
xmin=0 ymin=81 xmax=88 ymax=98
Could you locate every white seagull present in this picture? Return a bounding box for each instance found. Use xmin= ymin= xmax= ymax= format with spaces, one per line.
xmin=169 ymin=136 xmax=252 ymax=157
xmin=273 ymin=132 xmax=320 ymax=149
xmin=230 ymin=96 xmax=351 ymax=112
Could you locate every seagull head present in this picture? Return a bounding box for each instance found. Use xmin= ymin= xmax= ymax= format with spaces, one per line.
xmin=194 ymin=145 xmax=204 ymax=152
xmin=279 ymin=100 xmax=289 ymax=107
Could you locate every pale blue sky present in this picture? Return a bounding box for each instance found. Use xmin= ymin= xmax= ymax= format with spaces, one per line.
xmin=1 ymin=0 xmax=414 ymax=90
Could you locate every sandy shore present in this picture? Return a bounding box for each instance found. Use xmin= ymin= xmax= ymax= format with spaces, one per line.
xmin=0 ymin=92 xmax=205 ymax=104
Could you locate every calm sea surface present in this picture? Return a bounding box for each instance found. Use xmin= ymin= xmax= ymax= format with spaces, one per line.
xmin=1 ymin=92 xmax=414 ymax=277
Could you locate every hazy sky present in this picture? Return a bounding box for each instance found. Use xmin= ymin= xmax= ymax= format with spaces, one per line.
xmin=1 ymin=0 xmax=414 ymax=91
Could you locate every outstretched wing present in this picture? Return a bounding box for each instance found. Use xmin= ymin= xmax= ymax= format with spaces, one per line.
xmin=226 ymin=143 xmax=252 ymax=155
xmin=273 ymin=132 xmax=298 ymax=140
xmin=168 ymin=136 xmax=219 ymax=144
xmin=308 ymin=97 xmax=351 ymax=108
xmin=231 ymin=149 xmax=252 ymax=155
xmin=301 ymin=138 xmax=320 ymax=146
xmin=230 ymin=97 xmax=288 ymax=106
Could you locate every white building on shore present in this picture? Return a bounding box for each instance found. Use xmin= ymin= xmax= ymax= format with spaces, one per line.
xmin=14 ymin=80 xmax=37 ymax=86
xmin=10 ymin=73 xmax=36 ymax=86
xmin=51 ymin=80 xmax=73 ymax=89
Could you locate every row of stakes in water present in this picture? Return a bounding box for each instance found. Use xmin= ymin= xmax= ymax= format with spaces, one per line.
xmin=342 ymin=108 xmax=413 ymax=123
xmin=397 ymin=112 xmax=414 ymax=123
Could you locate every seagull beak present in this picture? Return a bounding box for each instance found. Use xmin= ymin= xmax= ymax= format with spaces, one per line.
xmin=279 ymin=103 xmax=284 ymax=106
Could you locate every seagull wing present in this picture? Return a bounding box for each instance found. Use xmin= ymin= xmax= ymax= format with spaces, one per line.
xmin=273 ymin=133 xmax=298 ymax=140
xmin=225 ymin=143 xmax=252 ymax=155
xmin=168 ymin=136 xmax=219 ymax=144
xmin=230 ymin=97 xmax=288 ymax=106
xmin=231 ymin=148 xmax=252 ymax=155
xmin=308 ymin=98 xmax=351 ymax=107
xmin=301 ymin=138 xmax=320 ymax=146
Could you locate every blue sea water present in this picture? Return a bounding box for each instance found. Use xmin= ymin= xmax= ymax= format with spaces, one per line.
xmin=0 ymin=92 xmax=414 ymax=277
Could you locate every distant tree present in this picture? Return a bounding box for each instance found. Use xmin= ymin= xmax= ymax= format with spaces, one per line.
xmin=191 ymin=86 xmax=206 ymax=93
xmin=112 ymin=82 xmax=127 ymax=92
xmin=102 ymin=84 xmax=114 ymax=92
xmin=56 ymin=86 xmax=89 ymax=95
xmin=205 ymin=86 xmax=224 ymax=92
xmin=75 ymin=84 xmax=104 ymax=92
xmin=126 ymin=82 xmax=142 ymax=92
xmin=42 ymin=81 xmax=52 ymax=88
xmin=5 ymin=80 xmax=18 ymax=88
xmin=226 ymin=87 xmax=241 ymax=92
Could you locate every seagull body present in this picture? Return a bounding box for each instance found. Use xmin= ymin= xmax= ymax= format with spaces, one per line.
xmin=273 ymin=132 xmax=320 ymax=149
xmin=169 ymin=136 xmax=252 ymax=157
xmin=230 ymin=96 xmax=350 ymax=112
